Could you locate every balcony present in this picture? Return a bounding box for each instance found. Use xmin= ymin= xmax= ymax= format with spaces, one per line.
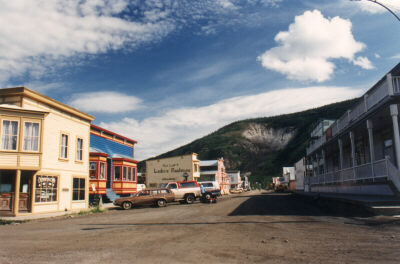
xmin=306 ymin=158 xmax=400 ymax=191
xmin=307 ymin=75 xmax=400 ymax=155
xmin=0 ymin=152 xmax=41 ymax=169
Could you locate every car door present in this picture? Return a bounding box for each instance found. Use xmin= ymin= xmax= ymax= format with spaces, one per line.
xmin=136 ymin=190 xmax=153 ymax=205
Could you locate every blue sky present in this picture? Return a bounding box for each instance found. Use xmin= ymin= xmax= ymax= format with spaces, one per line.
xmin=1 ymin=0 xmax=400 ymax=160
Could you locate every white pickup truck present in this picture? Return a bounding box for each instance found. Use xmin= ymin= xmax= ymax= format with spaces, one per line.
xmin=161 ymin=181 xmax=201 ymax=204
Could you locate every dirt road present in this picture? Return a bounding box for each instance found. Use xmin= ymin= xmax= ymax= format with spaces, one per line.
xmin=1 ymin=191 xmax=400 ymax=264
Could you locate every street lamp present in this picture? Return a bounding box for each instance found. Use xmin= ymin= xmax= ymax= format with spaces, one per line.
xmin=350 ymin=0 xmax=400 ymax=22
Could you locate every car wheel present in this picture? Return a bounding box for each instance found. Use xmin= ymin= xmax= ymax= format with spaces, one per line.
xmin=157 ymin=199 xmax=167 ymax=207
xmin=205 ymin=193 xmax=211 ymax=200
xmin=185 ymin=194 xmax=195 ymax=204
xmin=122 ymin=201 xmax=132 ymax=210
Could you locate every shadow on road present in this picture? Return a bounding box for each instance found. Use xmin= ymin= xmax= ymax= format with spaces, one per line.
xmin=229 ymin=192 xmax=374 ymax=217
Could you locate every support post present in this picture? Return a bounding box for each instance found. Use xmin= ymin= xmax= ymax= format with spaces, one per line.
xmin=338 ymin=138 xmax=344 ymax=170
xmin=387 ymin=73 xmax=394 ymax=95
xmin=13 ymin=170 xmax=21 ymax=216
xmin=350 ymin=131 xmax=357 ymax=180
xmin=367 ymin=119 xmax=375 ymax=178
xmin=390 ymin=104 xmax=400 ymax=168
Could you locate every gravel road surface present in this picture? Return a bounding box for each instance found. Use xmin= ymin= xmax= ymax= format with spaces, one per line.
xmin=1 ymin=191 xmax=400 ymax=264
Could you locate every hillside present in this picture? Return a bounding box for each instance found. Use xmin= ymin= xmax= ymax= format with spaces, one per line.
xmin=141 ymin=98 xmax=358 ymax=186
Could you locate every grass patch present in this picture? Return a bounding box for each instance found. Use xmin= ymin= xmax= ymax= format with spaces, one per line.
xmin=77 ymin=206 xmax=108 ymax=216
xmin=0 ymin=219 xmax=26 ymax=225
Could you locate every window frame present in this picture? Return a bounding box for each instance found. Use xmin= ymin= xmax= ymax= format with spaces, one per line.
xmin=75 ymin=137 xmax=84 ymax=162
xmin=0 ymin=118 xmax=20 ymax=152
xmin=22 ymin=120 xmax=40 ymax=152
xmin=72 ymin=177 xmax=86 ymax=201
xmin=99 ymin=162 xmax=106 ymax=180
xmin=89 ymin=162 xmax=97 ymax=179
xmin=114 ymin=166 xmax=121 ymax=181
xmin=34 ymin=175 xmax=59 ymax=204
xmin=59 ymin=132 xmax=69 ymax=160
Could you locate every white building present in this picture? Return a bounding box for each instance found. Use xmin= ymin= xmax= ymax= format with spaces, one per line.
xmin=305 ymin=63 xmax=400 ymax=195
xmin=0 ymin=87 xmax=93 ymax=216
xmin=227 ymin=171 xmax=241 ymax=190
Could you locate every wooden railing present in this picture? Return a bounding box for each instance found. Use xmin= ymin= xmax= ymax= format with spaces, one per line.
xmin=307 ymin=74 xmax=400 ymax=155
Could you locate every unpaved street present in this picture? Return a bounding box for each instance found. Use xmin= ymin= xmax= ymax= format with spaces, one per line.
xmin=1 ymin=191 xmax=400 ymax=264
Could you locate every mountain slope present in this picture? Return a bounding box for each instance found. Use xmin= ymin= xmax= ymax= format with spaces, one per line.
xmin=142 ymin=98 xmax=358 ymax=186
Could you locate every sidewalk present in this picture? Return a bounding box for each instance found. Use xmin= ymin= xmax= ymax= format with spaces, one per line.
xmin=294 ymin=191 xmax=400 ymax=216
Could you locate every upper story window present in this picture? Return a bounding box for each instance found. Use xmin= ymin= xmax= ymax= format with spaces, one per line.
xmin=76 ymin=138 xmax=83 ymax=161
xmin=60 ymin=133 xmax=68 ymax=159
xmin=99 ymin=163 xmax=106 ymax=179
xmin=1 ymin=120 xmax=18 ymax=150
xmin=114 ymin=166 xmax=121 ymax=181
xmin=89 ymin=162 xmax=97 ymax=179
xmin=23 ymin=122 xmax=39 ymax=151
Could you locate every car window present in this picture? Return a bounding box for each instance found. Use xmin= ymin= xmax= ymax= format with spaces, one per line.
xmin=169 ymin=183 xmax=177 ymax=189
xmin=161 ymin=183 xmax=167 ymax=188
xmin=179 ymin=182 xmax=196 ymax=188
xmin=139 ymin=191 xmax=150 ymax=196
xmin=151 ymin=190 xmax=158 ymax=195
xmin=201 ymin=183 xmax=213 ymax=187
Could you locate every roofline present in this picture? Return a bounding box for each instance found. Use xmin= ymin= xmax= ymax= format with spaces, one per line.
xmin=0 ymin=106 xmax=49 ymax=116
xmin=112 ymin=157 xmax=138 ymax=164
xmin=89 ymin=152 xmax=109 ymax=157
xmin=0 ymin=87 xmax=94 ymax=122
xmin=90 ymin=124 xmax=137 ymax=144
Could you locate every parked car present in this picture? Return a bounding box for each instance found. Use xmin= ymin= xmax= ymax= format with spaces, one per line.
xmin=199 ymin=181 xmax=221 ymax=200
xmin=113 ymin=188 xmax=174 ymax=210
xmin=161 ymin=181 xmax=201 ymax=204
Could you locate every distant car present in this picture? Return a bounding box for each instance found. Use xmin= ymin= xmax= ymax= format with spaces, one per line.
xmin=113 ymin=188 xmax=175 ymax=210
xmin=199 ymin=181 xmax=221 ymax=200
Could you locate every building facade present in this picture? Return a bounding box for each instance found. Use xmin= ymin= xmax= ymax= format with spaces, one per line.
xmin=0 ymin=87 xmax=93 ymax=216
xmin=294 ymin=158 xmax=306 ymax=191
xmin=89 ymin=124 xmax=138 ymax=202
xmin=199 ymin=159 xmax=230 ymax=194
xmin=227 ymin=171 xmax=241 ymax=191
xmin=305 ymin=63 xmax=400 ymax=196
xmin=146 ymin=154 xmax=200 ymax=188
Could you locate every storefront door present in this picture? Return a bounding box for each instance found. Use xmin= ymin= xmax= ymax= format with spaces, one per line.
xmin=0 ymin=170 xmax=15 ymax=213
xmin=19 ymin=172 xmax=33 ymax=212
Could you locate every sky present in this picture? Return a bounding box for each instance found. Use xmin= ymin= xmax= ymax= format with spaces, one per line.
xmin=1 ymin=0 xmax=400 ymax=160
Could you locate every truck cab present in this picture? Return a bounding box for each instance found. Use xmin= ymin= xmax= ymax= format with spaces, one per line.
xmin=162 ymin=181 xmax=201 ymax=204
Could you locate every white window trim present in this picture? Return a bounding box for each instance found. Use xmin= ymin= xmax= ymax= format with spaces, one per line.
xmin=0 ymin=119 xmax=20 ymax=151
xmin=22 ymin=121 xmax=40 ymax=152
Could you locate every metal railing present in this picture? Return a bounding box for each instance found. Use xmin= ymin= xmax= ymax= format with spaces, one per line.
xmin=307 ymin=158 xmax=389 ymax=186
xmin=307 ymin=75 xmax=400 ymax=155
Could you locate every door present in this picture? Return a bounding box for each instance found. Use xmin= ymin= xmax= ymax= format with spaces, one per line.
xmin=19 ymin=171 xmax=33 ymax=212
xmin=0 ymin=170 xmax=15 ymax=212
xmin=106 ymin=158 xmax=112 ymax=188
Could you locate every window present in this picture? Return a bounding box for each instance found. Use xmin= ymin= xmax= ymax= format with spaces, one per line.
xmin=132 ymin=167 xmax=137 ymax=182
xmin=89 ymin=162 xmax=97 ymax=179
xmin=60 ymin=134 xmax=68 ymax=159
xmin=23 ymin=122 xmax=39 ymax=151
xmin=169 ymin=183 xmax=177 ymax=189
xmin=128 ymin=167 xmax=132 ymax=181
xmin=35 ymin=176 xmax=57 ymax=203
xmin=114 ymin=166 xmax=121 ymax=180
xmin=99 ymin=163 xmax=105 ymax=179
xmin=72 ymin=178 xmax=85 ymax=201
xmin=76 ymin=138 xmax=83 ymax=161
xmin=1 ymin=120 xmax=18 ymax=150
xmin=123 ymin=167 xmax=127 ymax=180
xmin=180 ymin=182 xmax=196 ymax=188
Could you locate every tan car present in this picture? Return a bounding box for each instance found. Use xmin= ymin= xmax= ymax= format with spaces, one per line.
xmin=113 ymin=188 xmax=175 ymax=210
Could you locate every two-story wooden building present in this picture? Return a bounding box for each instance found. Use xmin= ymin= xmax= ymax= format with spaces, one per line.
xmin=0 ymin=87 xmax=93 ymax=216
xmin=89 ymin=124 xmax=138 ymax=202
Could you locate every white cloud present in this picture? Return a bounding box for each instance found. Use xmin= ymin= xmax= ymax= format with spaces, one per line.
xmin=391 ymin=54 xmax=400 ymax=59
xmin=68 ymin=91 xmax=142 ymax=113
xmin=100 ymin=86 xmax=362 ymax=160
xmin=218 ymin=0 xmax=237 ymax=10
xmin=257 ymin=9 xmax=372 ymax=83
xmin=353 ymin=56 xmax=374 ymax=69
xmin=351 ymin=0 xmax=400 ymax=14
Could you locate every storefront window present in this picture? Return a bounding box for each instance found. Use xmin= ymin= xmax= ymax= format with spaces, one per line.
xmin=35 ymin=176 xmax=57 ymax=203
xmin=114 ymin=166 xmax=121 ymax=181
xmin=23 ymin=122 xmax=39 ymax=151
xmin=1 ymin=120 xmax=18 ymax=150
xmin=89 ymin=162 xmax=97 ymax=179
xmin=73 ymin=178 xmax=85 ymax=201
